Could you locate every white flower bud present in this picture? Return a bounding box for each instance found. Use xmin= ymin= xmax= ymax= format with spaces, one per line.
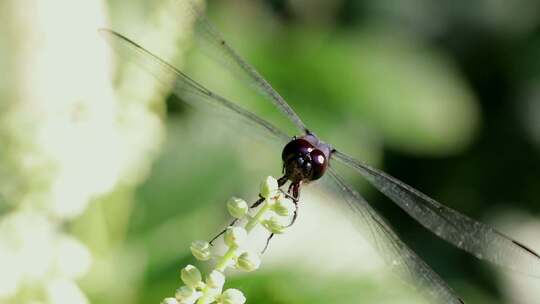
xmin=227 ymin=197 xmax=248 ymax=219
xmin=224 ymin=226 xmax=247 ymax=248
xmin=206 ymin=270 xmax=225 ymax=290
xmin=163 ymin=297 xmax=179 ymax=304
xmin=190 ymin=240 xmax=211 ymax=261
xmin=175 ymin=286 xmax=203 ymax=304
xmin=181 ymin=265 xmax=202 ymax=288
xmin=219 ymin=289 xmax=246 ymax=304
xmin=272 ymin=197 xmax=295 ymax=216
xmin=261 ymin=217 xmax=286 ymax=234
xmin=175 ymin=286 xmax=194 ymax=300
xmin=236 ymin=251 xmax=261 ymax=272
xmin=260 ymin=176 xmax=278 ymax=199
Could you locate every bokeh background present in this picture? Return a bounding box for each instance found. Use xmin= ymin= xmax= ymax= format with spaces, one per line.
xmin=1 ymin=0 xmax=540 ymax=303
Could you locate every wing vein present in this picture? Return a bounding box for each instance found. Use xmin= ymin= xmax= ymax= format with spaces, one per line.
xmin=332 ymin=149 xmax=540 ymax=277
xmin=184 ymin=0 xmax=309 ymax=133
xmin=100 ymin=29 xmax=291 ymax=144
xmin=327 ymin=168 xmax=464 ymax=304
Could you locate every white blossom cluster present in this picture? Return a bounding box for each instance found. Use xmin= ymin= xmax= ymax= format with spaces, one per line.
xmin=0 ymin=0 xmax=196 ymax=303
xmin=0 ymin=210 xmax=92 ymax=302
xmin=162 ymin=176 xmax=296 ymax=304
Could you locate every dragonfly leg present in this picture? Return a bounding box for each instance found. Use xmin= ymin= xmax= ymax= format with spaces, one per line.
xmin=211 ymin=177 xmax=294 ymax=248
xmin=262 ymin=233 xmax=275 ymax=253
xmin=286 ymin=182 xmax=301 ymax=227
xmin=261 ymin=180 xmax=296 ymax=253
xmin=250 ymin=196 xmax=265 ymax=208
xmin=279 ymin=189 xmax=298 ymax=202
xmin=209 ymin=218 xmax=238 ymax=245
xmin=287 ymin=182 xmax=295 ymax=195
xmin=286 ymin=201 xmax=298 ymax=227
xmin=291 ymin=182 xmax=300 ymax=199
xmin=277 ymin=175 xmax=288 ymax=187
xmin=209 ymin=196 xmax=267 ymax=245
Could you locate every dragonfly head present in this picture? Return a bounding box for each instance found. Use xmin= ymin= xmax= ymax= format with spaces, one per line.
xmin=281 ymin=134 xmax=331 ymax=183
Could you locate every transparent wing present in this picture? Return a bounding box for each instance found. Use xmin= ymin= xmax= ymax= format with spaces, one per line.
xmin=100 ymin=29 xmax=291 ymax=144
xmin=326 ymin=168 xmax=464 ymax=304
xmin=175 ymin=0 xmax=308 ymax=133
xmin=332 ymin=149 xmax=540 ymax=277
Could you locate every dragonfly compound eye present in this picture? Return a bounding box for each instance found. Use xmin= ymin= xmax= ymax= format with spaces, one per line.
xmin=295 ymin=157 xmax=305 ymax=167
xmin=309 ymin=149 xmax=327 ymax=180
xmin=302 ymin=160 xmax=312 ymax=175
xmin=281 ymin=137 xmax=329 ymax=182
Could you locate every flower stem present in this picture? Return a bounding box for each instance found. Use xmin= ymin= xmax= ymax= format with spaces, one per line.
xmin=168 ymin=177 xmax=289 ymax=304
xmin=215 ymin=245 xmax=238 ymax=272
xmin=245 ymin=201 xmax=271 ymax=232
xmin=196 ymin=286 xmax=211 ymax=304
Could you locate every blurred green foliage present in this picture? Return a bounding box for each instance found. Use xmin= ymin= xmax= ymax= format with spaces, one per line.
xmin=2 ymin=0 xmax=540 ymax=303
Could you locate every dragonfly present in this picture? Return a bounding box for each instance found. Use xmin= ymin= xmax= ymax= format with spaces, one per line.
xmin=100 ymin=1 xmax=540 ymax=303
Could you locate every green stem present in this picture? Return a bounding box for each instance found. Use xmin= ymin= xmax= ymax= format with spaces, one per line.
xmin=196 ymin=200 xmax=273 ymax=303
xmin=245 ymin=201 xmax=271 ymax=232
xmin=215 ymin=245 xmax=238 ymax=272
xmin=214 ymin=200 xmax=271 ymax=272
xmin=196 ymin=286 xmax=211 ymax=304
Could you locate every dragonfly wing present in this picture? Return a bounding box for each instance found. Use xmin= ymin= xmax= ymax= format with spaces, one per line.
xmin=173 ymin=0 xmax=308 ymax=134
xmin=100 ymin=29 xmax=291 ymax=144
xmin=326 ymin=168 xmax=464 ymax=304
xmin=332 ymin=149 xmax=540 ymax=277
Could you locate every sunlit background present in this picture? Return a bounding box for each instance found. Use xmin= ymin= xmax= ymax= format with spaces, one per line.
xmin=1 ymin=0 xmax=540 ymax=303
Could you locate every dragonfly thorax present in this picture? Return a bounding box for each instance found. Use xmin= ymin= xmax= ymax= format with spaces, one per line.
xmin=281 ymin=134 xmax=331 ymax=183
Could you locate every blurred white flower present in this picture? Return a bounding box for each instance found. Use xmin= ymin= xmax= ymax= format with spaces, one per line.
xmin=1 ymin=0 xmax=195 ymax=303
xmin=45 ymin=277 xmax=89 ymax=304
xmin=163 ymin=297 xmax=180 ymax=304
xmin=54 ymin=235 xmax=92 ymax=279
xmin=0 ymin=210 xmax=93 ymax=301
xmin=0 ymin=211 xmax=54 ymax=289
xmin=0 ymin=250 xmax=22 ymax=298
